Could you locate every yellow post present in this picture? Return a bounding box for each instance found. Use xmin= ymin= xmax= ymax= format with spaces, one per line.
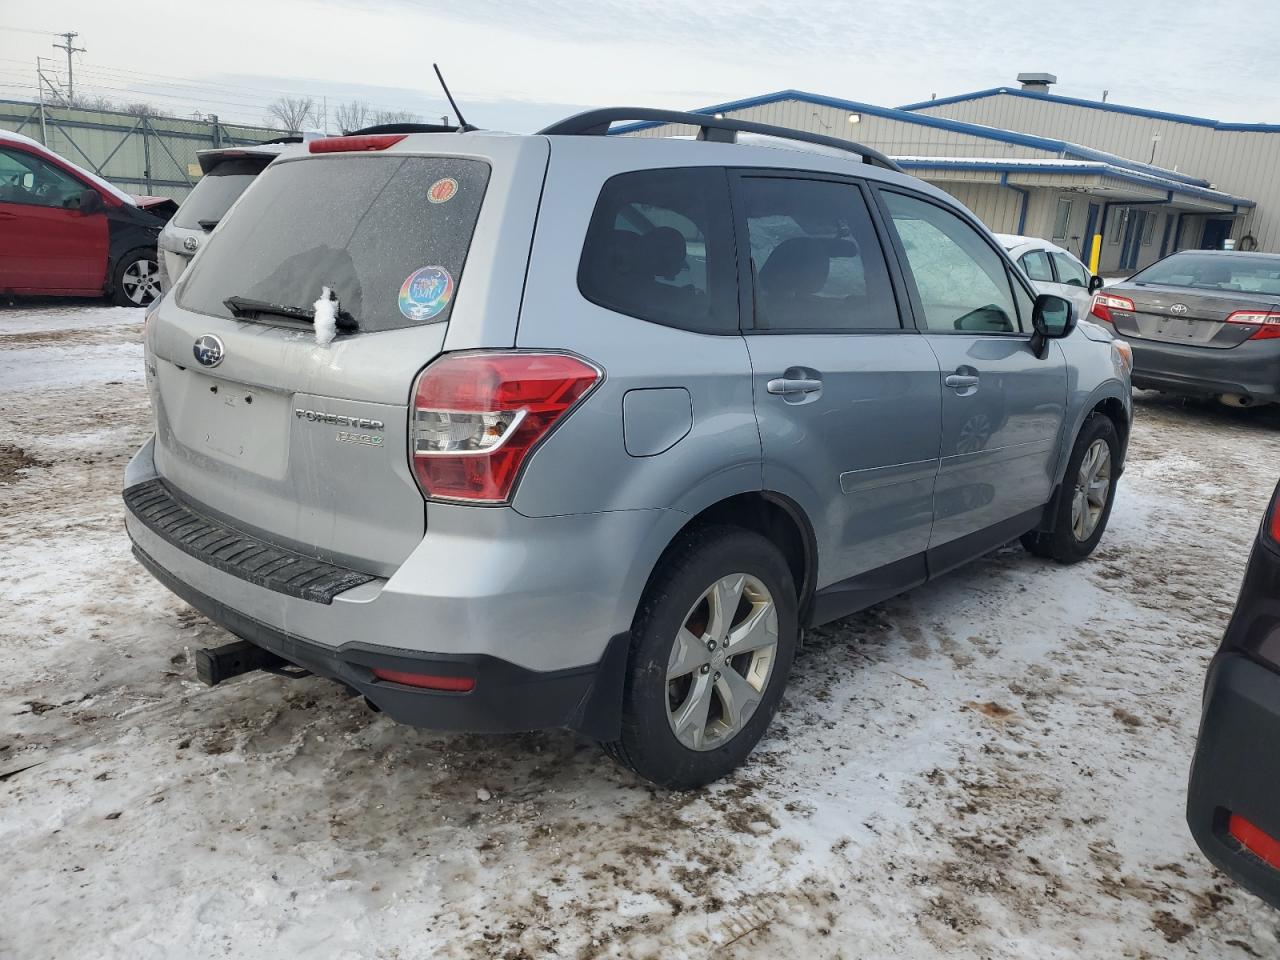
xmin=1089 ymin=234 xmax=1103 ymax=275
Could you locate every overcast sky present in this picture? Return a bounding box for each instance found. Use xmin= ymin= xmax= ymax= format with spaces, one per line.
xmin=3 ymin=0 xmax=1278 ymax=132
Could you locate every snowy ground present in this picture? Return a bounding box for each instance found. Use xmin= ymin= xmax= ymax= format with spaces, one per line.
xmin=2 ymin=302 xmax=1279 ymax=960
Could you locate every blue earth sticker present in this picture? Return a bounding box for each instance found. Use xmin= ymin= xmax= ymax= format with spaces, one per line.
xmin=398 ymin=266 xmax=454 ymax=321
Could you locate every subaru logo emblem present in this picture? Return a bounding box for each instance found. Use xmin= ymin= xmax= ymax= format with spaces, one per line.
xmin=193 ymin=334 xmax=224 ymax=367
xmin=183 ymin=235 xmax=199 ymax=252
xmin=1169 ymin=303 xmax=1189 ymax=315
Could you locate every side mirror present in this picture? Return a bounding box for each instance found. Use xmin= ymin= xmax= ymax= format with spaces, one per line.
xmin=1030 ymin=293 xmax=1076 ymax=358
xmin=76 ymin=189 xmax=104 ymax=215
xmin=1088 ymin=274 xmax=1105 ymax=294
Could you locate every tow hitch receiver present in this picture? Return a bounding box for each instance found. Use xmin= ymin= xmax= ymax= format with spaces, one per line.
xmin=195 ymin=639 xmax=310 ymax=686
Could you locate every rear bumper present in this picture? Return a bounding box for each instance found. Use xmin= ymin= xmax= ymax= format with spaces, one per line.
xmin=1187 ymin=651 xmax=1280 ymax=910
xmin=121 ymin=436 xmax=681 ymax=737
xmin=1127 ymin=336 xmax=1280 ymax=401
xmin=132 ymin=543 xmax=628 ymax=737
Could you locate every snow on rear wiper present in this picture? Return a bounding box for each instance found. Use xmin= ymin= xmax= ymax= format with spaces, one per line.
xmin=223 ymin=295 xmax=357 ymax=332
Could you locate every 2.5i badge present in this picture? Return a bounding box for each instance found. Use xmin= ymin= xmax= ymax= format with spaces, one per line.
xmin=398 ymin=266 xmax=454 ymax=321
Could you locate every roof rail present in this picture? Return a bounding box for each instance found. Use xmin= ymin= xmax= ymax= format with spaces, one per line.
xmin=346 ymin=122 xmax=459 ymax=136
xmin=537 ymin=108 xmax=904 ymax=173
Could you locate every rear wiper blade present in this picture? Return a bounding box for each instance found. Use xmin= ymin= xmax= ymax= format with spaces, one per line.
xmin=223 ymin=295 xmax=357 ymax=331
xmin=197 ymin=218 xmax=220 ymax=232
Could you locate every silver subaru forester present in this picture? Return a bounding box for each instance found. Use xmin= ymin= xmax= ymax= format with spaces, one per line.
xmin=123 ymin=111 xmax=1132 ymax=788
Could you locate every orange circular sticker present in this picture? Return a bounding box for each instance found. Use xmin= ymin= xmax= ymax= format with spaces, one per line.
xmin=428 ymin=177 xmax=459 ymax=204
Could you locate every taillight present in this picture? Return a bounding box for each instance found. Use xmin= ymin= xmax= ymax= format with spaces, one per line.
xmin=1229 ymin=813 xmax=1280 ymax=870
xmin=1269 ymin=485 xmax=1280 ymax=545
xmin=1090 ymin=293 xmax=1135 ymax=325
xmin=309 ymin=134 xmax=406 ymax=153
xmin=1224 ymin=309 xmax=1280 ymax=341
xmin=371 ymin=668 xmax=475 ymax=692
xmin=409 ymin=352 xmax=601 ymax=503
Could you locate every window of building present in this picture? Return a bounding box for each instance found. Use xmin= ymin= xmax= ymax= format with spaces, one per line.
xmin=740 ymin=177 xmax=900 ymax=332
xmin=578 ymin=167 xmax=738 ymax=334
xmin=1141 ymin=212 xmax=1158 ymax=245
xmin=1110 ymin=208 xmax=1129 ymax=244
xmin=882 ymin=190 xmax=1022 ymax=334
xmin=1052 ymin=197 xmax=1072 ymax=240
xmin=1019 ymin=249 xmax=1055 ymax=283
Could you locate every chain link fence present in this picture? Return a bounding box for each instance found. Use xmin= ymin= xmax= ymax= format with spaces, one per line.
xmin=0 ymin=98 xmax=281 ymax=201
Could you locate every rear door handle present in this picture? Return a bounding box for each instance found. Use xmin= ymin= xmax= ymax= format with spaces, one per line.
xmin=944 ymin=374 xmax=980 ymax=390
xmin=767 ymin=377 xmax=823 ymax=396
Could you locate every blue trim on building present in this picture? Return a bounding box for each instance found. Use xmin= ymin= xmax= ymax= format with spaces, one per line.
xmin=998 ymin=173 xmax=1030 ymax=234
xmin=897 ymin=86 xmax=1280 ymax=133
xmin=610 ymin=89 xmax=1213 ymax=188
xmin=894 ymin=159 xmax=1252 ymax=208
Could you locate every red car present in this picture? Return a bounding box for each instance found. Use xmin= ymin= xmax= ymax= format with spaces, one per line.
xmin=0 ymin=129 xmax=176 ymax=306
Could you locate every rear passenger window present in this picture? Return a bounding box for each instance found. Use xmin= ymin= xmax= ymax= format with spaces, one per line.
xmin=882 ymin=191 xmax=1023 ymax=334
xmin=578 ymin=167 xmax=737 ymax=334
xmin=1051 ymin=252 xmax=1089 ymax=287
xmin=1019 ymin=250 xmax=1054 ymax=283
xmin=740 ymin=177 xmax=899 ymax=332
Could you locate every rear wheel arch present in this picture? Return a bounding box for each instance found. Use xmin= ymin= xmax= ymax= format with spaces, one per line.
xmin=642 ymin=491 xmax=817 ymax=628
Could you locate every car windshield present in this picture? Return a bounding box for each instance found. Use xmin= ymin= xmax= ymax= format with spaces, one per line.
xmin=1131 ymin=253 xmax=1280 ymax=295
xmin=172 ymin=157 xmax=273 ymax=230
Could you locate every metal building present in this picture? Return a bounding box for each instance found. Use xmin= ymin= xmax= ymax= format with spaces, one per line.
xmin=621 ymin=78 xmax=1268 ymax=274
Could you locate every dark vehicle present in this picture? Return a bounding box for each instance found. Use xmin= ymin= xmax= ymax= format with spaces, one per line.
xmin=1090 ymin=250 xmax=1280 ymax=407
xmin=0 ymin=129 xmax=174 ymax=307
xmin=1188 ymin=481 xmax=1280 ymax=909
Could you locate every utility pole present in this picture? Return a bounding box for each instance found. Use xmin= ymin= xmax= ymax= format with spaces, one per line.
xmin=36 ymin=59 xmax=47 ymax=144
xmin=52 ymin=31 xmax=85 ymax=101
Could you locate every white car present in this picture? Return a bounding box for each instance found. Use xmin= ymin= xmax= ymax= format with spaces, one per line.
xmin=995 ymin=234 xmax=1103 ymax=320
xmin=157 ymin=138 xmax=308 ymax=289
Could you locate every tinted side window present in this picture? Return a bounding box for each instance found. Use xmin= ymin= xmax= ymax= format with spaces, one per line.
xmin=1051 ymin=252 xmax=1088 ymax=287
xmin=1020 ymin=250 xmax=1054 ymax=283
xmin=0 ymin=148 xmax=85 ymax=209
xmin=740 ymin=177 xmax=899 ymax=332
xmin=882 ymin=191 xmax=1021 ymax=334
xmin=578 ymin=167 xmax=737 ymax=334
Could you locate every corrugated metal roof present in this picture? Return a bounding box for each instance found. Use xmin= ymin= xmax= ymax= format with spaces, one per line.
xmin=897 ymin=87 xmax=1280 ymax=133
xmin=610 ymin=89 xmax=1214 ymax=188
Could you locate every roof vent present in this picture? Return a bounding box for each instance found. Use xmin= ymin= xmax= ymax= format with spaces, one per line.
xmin=1017 ymin=72 xmax=1057 ymax=93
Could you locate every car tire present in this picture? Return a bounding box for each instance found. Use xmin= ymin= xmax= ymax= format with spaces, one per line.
xmin=110 ymin=248 xmax=162 ymax=307
xmin=602 ymin=525 xmax=798 ymax=790
xmin=1021 ymin=413 xmax=1119 ymax=564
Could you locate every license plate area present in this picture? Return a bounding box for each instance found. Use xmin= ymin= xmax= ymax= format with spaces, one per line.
xmin=155 ymin=361 xmax=290 ymax=478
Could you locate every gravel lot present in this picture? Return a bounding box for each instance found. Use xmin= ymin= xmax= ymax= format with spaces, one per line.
xmin=2 ymin=303 xmax=1279 ymax=960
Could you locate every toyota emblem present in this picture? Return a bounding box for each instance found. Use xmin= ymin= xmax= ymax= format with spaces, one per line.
xmin=193 ymin=334 xmax=225 ymax=367
xmin=1169 ymin=303 xmax=1189 ymax=315
xmin=183 ymin=235 xmax=199 ymax=252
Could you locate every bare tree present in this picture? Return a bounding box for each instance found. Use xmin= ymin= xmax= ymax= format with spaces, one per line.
xmin=69 ymin=93 xmax=117 ymax=112
xmin=123 ymin=102 xmax=167 ymax=118
xmin=334 ymin=99 xmax=372 ymax=133
xmin=372 ymin=108 xmax=421 ymax=125
xmin=266 ymin=96 xmax=315 ymax=133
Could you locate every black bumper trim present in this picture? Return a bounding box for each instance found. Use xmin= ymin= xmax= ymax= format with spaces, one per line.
xmin=131 ymin=543 xmax=629 ymax=739
xmin=124 ymin=478 xmax=375 ymax=605
xmin=1187 ymin=652 xmax=1280 ymax=910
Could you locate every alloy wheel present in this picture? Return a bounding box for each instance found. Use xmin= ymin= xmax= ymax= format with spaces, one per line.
xmin=666 ymin=573 xmax=778 ymax=751
xmin=122 ymin=257 xmax=161 ymax=306
xmin=1071 ymin=438 xmax=1112 ymax=541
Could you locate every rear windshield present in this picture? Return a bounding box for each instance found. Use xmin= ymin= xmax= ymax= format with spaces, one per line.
xmin=178 ymin=155 xmax=490 ymax=333
xmin=172 ymin=157 xmax=272 ymax=230
xmin=1132 ymin=253 xmax=1280 ymax=295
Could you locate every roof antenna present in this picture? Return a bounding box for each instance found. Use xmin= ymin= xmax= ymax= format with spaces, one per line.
xmin=433 ymin=64 xmax=476 ymax=132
